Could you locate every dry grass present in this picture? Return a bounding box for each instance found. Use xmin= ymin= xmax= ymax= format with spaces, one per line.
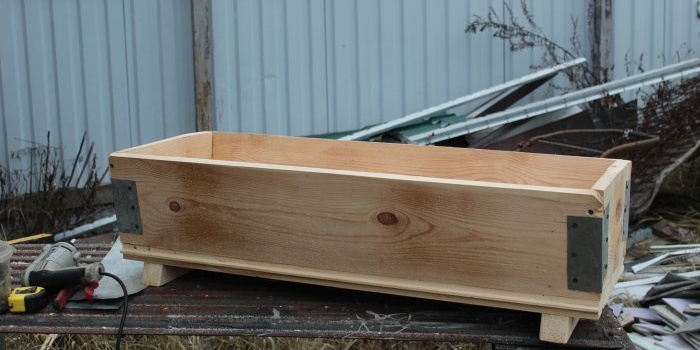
xmin=4 ymin=334 xmax=491 ymax=350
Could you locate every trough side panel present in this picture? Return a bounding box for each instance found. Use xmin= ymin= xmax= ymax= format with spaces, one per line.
xmin=110 ymin=155 xmax=604 ymax=302
xmin=211 ymin=132 xmax=616 ymax=189
xmin=598 ymin=160 xmax=632 ymax=310
xmin=114 ymin=132 xmax=213 ymax=158
xmin=123 ymin=245 xmax=601 ymax=319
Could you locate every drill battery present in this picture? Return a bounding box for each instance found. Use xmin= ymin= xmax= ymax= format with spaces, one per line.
xmin=8 ymin=286 xmax=49 ymax=312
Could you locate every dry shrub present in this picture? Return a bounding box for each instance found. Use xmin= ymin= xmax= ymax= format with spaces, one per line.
xmin=0 ymin=131 xmax=107 ymax=241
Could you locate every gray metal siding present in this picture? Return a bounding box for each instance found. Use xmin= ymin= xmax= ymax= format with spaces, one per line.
xmin=613 ymin=0 xmax=700 ymax=79
xmin=0 ymin=0 xmax=194 ymax=173
xmin=210 ymin=0 xmax=592 ymax=136
xmin=211 ymin=0 xmax=329 ymax=136
xmin=323 ymin=0 xmax=508 ymax=132
xmin=2 ymin=0 xmax=698 ymax=174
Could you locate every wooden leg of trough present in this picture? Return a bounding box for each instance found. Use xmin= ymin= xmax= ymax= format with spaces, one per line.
xmin=539 ymin=314 xmax=579 ymax=344
xmin=142 ymin=262 xmax=191 ymax=286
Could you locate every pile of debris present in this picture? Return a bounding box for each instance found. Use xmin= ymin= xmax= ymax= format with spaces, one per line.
xmin=614 ymin=293 xmax=700 ymax=349
xmin=613 ymin=218 xmax=700 ymax=349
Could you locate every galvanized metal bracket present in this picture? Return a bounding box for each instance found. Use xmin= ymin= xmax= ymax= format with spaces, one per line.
xmin=112 ymin=179 xmax=143 ymax=234
xmin=567 ymin=204 xmax=609 ymax=293
xmin=622 ymin=179 xmax=631 ymax=244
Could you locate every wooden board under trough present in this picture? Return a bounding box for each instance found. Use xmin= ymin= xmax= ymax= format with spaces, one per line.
xmin=109 ymin=131 xmax=631 ymax=344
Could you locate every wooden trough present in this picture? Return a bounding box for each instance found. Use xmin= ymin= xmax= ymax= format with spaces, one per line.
xmin=109 ymin=131 xmax=631 ymax=344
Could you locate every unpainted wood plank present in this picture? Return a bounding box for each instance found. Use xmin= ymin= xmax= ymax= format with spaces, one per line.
xmin=114 ymin=131 xmax=212 ymax=158
xmin=142 ymin=262 xmax=191 ymax=286
xmin=595 ymin=159 xmax=632 ymax=312
xmin=124 ymin=244 xmax=602 ymax=319
xmin=211 ymin=132 xmax=616 ymax=189
xmin=539 ymin=314 xmax=579 ymax=344
xmin=111 ymin=132 xmax=631 ymax=320
xmin=594 ymin=160 xmax=632 ymax=308
xmin=110 ymin=154 xmax=607 ymax=304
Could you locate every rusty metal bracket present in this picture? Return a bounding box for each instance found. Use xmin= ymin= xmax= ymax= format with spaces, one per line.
xmin=567 ymin=204 xmax=610 ymax=293
xmin=112 ymin=179 xmax=143 ymax=234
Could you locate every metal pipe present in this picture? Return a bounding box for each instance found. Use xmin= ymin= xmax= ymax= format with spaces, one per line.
xmin=409 ymin=59 xmax=700 ymax=144
xmin=536 ymin=140 xmax=605 ymax=154
xmin=521 ymin=128 xmax=660 ymax=158
xmin=601 ymin=136 xmax=660 ymax=158
xmin=338 ymin=58 xmax=587 ymax=141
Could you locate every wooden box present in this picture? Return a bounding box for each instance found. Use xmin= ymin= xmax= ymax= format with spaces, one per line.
xmin=109 ymin=132 xmax=631 ymax=343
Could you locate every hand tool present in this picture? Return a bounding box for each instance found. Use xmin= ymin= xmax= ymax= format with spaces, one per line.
xmin=14 ymin=241 xmax=129 ymax=350
xmin=20 ymin=242 xmax=104 ymax=310
xmin=7 ymin=286 xmax=49 ymax=313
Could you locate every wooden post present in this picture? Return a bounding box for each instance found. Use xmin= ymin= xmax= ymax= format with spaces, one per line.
xmin=142 ymin=263 xmax=191 ymax=287
xmin=192 ymin=0 xmax=212 ymax=131
xmin=590 ymin=0 xmax=614 ymax=84
xmin=539 ymin=314 xmax=580 ymax=344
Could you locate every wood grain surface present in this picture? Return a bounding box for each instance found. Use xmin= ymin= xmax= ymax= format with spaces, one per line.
xmin=110 ymin=132 xmax=630 ymax=321
xmin=594 ymin=159 xmax=632 ymax=311
xmin=211 ymin=132 xmax=616 ymax=189
xmin=142 ymin=262 xmax=190 ymax=286
xmin=124 ymin=243 xmax=604 ymax=319
xmin=539 ymin=314 xmax=580 ymax=343
xmin=118 ymin=132 xmax=212 ymax=158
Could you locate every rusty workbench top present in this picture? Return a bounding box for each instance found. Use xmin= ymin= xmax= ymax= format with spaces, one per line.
xmin=1 ymin=243 xmax=634 ymax=349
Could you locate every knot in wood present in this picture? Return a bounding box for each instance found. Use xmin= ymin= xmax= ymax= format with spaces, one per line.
xmin=376 ymin=212 xmax=398 ymax=226
xmin=169 ymin=201 xmax=182 ymax=212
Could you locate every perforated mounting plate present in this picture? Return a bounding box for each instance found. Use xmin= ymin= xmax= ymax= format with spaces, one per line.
xmin=112 ymin=179 xmax=143 ymax=234
xmin=623 ymin=180 xmax=631 ymax=243
xmin=567 ymin=204 xmax=609 ymax=293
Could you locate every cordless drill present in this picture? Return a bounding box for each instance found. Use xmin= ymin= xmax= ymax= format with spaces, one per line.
xmin=10 ymin=242 xmax=104 ymax=312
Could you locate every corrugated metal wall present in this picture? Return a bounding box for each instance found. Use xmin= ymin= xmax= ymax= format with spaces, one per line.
xmin=612 ymin=0 xmax=700 ymax=79
xmin=0 ymin=0 xmax=194 ymax=174
xmin=2 ymin=0 xmax=698 ymax=173
xmin=210 ymin=0 xmax=591 ymax=136
xmin=211 ymin=0 xmax=329 ymax=136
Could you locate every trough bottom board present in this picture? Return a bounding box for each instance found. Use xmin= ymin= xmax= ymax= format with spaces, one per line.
xmin=124 ymin=244 xmax=605 ymax=343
